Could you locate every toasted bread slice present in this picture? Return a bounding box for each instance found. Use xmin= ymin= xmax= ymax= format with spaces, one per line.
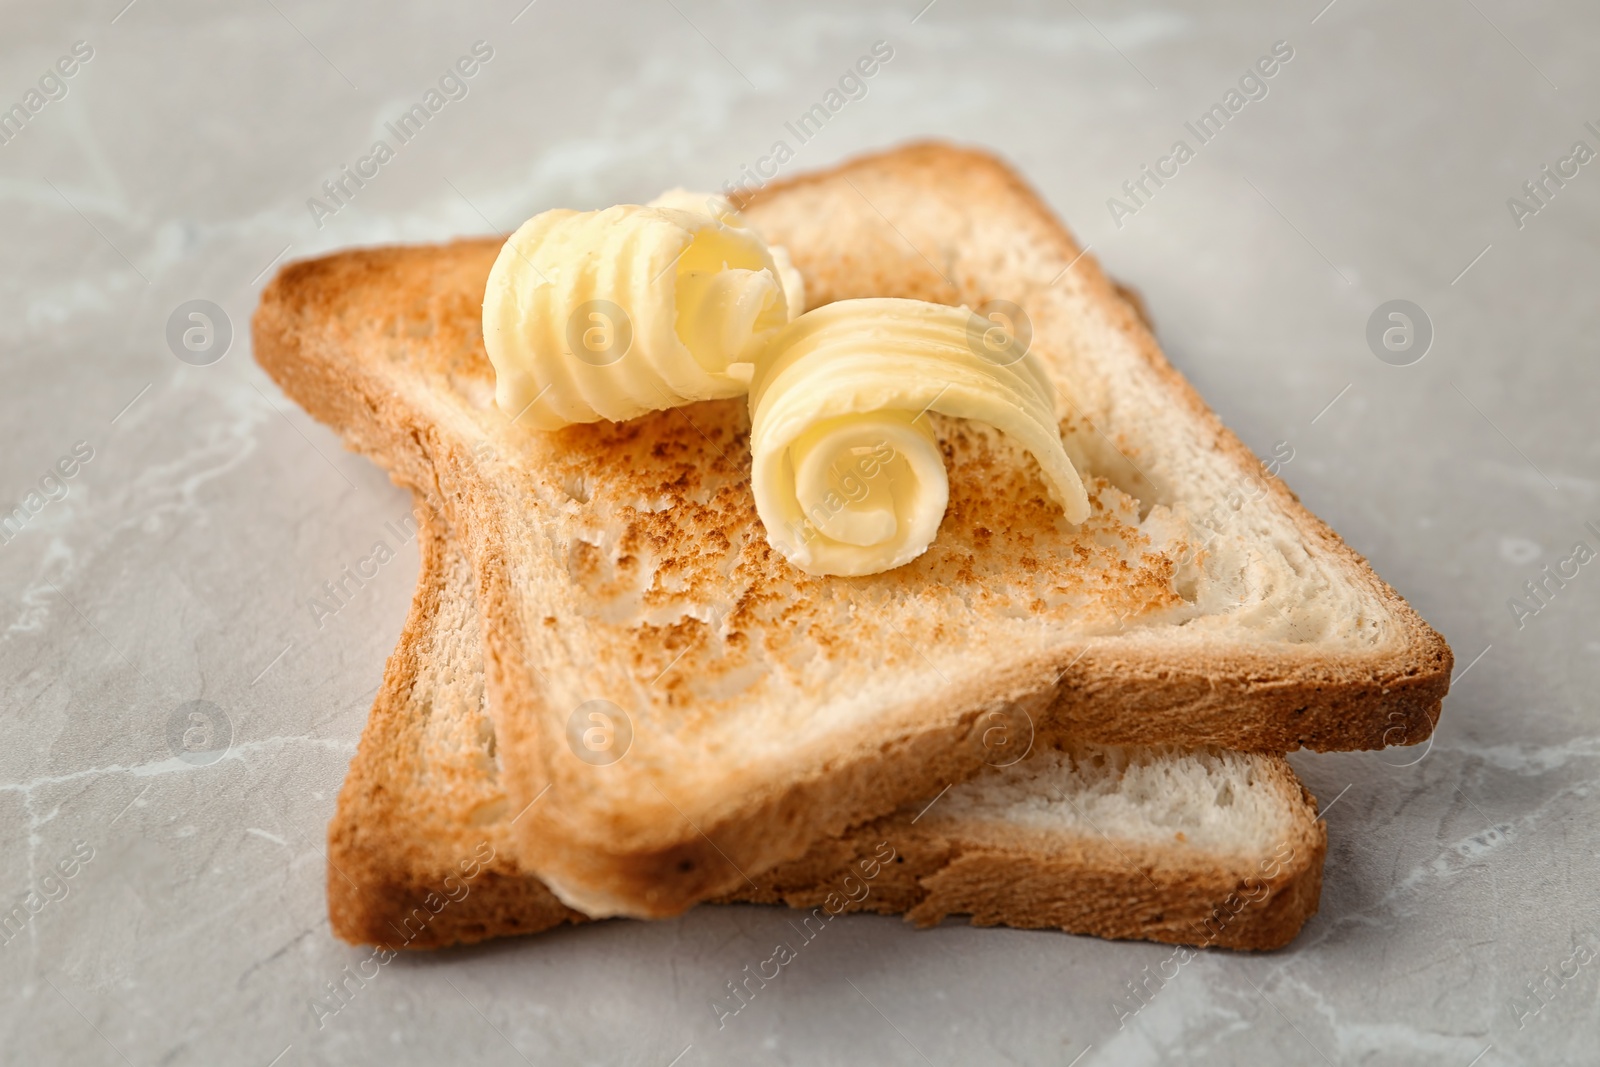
xmin=257 ymin=142 xmax=1444 ymax=918
xmin=329 ymin=502 xmax=1325 ymax=951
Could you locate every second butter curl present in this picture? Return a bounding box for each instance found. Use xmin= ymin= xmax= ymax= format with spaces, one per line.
xmin=750 ymin=298 xmax=1089 ymax=576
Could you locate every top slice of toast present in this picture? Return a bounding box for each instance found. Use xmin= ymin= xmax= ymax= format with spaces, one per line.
xmin=254 ymin=142 xmax=1449 ymax=918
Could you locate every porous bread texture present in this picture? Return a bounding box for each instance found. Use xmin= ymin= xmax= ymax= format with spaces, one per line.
xmin=744 ymin=743 xmax=1325 ymax=949
xmin=936 ymin=746 xmax=1298 ymax=856
xmin=256 ymin=142 xmax=1445 ymax=919
xmin=329 ymin=502 xmax=1324 ymax=952
xmin=325 ymin=496 xmax=585 ymax=949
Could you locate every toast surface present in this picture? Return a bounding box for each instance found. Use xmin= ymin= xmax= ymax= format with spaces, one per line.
xmin=329 ymin=502 xmax=1325 ymax=952
xmin=258 ymin=142 xmax=1444 ymax=917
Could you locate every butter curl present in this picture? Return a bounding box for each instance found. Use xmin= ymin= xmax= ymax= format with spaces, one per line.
xmin=483 ymin=197 xmax=798 ymax=429
xmin=748 ymin=298 xmax=1089 ymax=577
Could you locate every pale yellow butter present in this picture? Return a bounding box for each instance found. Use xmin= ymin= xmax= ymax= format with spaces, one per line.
xmin=748 ymin=298 xmax=1089 ymax=576
xmin=482 ymin=193 xmax=798 ymax=429
xmin=482 ymin=195 xmax=1088 ymax=578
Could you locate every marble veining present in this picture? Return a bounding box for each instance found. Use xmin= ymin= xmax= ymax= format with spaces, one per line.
xmin=2 ymin=2 xmax=1596 ymax=1064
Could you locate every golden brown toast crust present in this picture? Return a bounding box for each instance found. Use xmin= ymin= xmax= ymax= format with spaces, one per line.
xmin=328 ymin=501 xmax=1325 ymax=952
xmin=325 ymin=493 xmax=587 ymax=949
xmin=736 ymin=142 xmax=1451 ymax=753
xmin=260 ymin=142 xmax=1442 ymax=918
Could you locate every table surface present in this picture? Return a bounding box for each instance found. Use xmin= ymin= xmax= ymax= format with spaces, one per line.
xmin=3 ymin=2 xmax=1597 ymax=1064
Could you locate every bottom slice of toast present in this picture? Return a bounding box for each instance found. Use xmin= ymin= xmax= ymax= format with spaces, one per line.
xmin=327 ymin=503 xmax=1326 ymax=952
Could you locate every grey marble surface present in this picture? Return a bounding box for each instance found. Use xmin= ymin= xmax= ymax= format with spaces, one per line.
xmin=2 ymin=1 xmax=1597 ymax=1064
